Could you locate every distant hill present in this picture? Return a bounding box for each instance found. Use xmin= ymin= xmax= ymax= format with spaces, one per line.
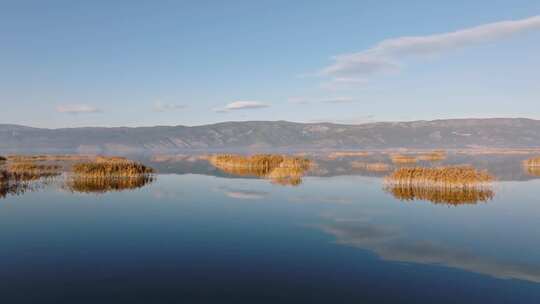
xmin=1 ymin=118 xmax=540 ymax=153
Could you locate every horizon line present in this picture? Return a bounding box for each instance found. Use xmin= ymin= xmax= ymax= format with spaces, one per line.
xmin=1 ymin=116 xmax=539 ymax=130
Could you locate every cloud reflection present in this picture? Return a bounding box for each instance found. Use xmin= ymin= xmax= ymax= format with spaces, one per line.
xmin=319 ymin=219 xmax=540 ymax=283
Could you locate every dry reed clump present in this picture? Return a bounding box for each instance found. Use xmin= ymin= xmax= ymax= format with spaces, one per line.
xmin=209 ymin=154 xmax=312 ymax=186
xmin=0 ymin=169 xmax=51 ymax=199
xmin=384 ymin=166 xmax=494 ymax=189
xmin=0 ymin=173 xmax=31 ymax=199
xmin=418 ymin=150 xmax=447 ymax=161
xmin=64 ymin=175 xmax=155 ymax=194
xmin=6 ymin=162 xmax=62 ymax=181
xmin=523 ymin=157 xmax=540 ymax=176
xmin=525 ymin=166 xmax=540 ymax=177
xmin=72 ymin=158 xmax=154 ymax=177
xmin=210 ymin=154 xmax=311 ymax=173
xmin=523 ymin=157 xmax=540 ymax=167
xmin=390 ymin=154 xmax=418 ymax=164
xmin=350 ymin=161 xmax=391 ymax=172
xmin=7 ymin=154 xmax=95 ymax=162
xmin=386 ymin=185 xmax=494 ymax=205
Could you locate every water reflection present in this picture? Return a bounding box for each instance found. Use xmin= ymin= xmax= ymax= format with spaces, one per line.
xmin=319 ymin=219 xmax=540 ymax=283
xmin=63 ymin=175 xmax=155 ymax=194
xmin=385 ymin=184 xmax=494 ymax=205
xmin=0 ymin=168 xmax=61 ymax=199
xmin=524 ymin=166 xmax=540 ymax=177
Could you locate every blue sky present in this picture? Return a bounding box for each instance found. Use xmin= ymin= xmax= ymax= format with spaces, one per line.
xmin=1 ymin=0 xmax=539 ymax=128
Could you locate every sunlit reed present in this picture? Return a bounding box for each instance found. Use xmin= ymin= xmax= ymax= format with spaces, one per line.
xmin=390 ymin=154 xmax=418 ymax=164
xmin=209 ymin=154 xmax=312 ymax=186
xmin=417 ymin=150 xmax=447 ymax=161
xmin=384 ymin=166 xmax=494 ymax=188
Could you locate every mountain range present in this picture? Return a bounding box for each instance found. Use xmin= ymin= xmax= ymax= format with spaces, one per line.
xmin=1 ymin=118 xmax=540 ymax=153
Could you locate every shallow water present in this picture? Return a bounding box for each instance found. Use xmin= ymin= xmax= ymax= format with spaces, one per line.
xmin=1 ymin=155 xmax=540 ymax=303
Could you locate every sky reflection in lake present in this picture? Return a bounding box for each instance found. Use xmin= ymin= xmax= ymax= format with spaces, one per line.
xmin=1 ymin=157 xmax=540 ymax=303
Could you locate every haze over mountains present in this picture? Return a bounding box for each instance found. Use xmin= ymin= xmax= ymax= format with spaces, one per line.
xmin=1 ymin=118 xmax=540 ymax=153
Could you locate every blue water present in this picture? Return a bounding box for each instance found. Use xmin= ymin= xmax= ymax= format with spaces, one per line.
xmin=1 ymin=173 xmax=540 ymax=303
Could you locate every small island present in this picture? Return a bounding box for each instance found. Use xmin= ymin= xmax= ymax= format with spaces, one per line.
xmin=209 ymin=154 xmax=312 ymax=186
xmin=384 ymin=166 xmax=495 ymax=205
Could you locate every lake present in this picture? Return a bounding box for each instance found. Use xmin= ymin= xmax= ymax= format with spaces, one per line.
xmin=1 ymin=153 xmax=540 ymax=303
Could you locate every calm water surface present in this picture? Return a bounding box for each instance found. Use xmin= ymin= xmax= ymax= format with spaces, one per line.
xmin=1 ymin=156 xmax=540 ymax=303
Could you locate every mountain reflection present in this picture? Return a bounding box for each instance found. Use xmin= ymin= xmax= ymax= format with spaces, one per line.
xmin=385 ymin=185 xmax=494 ymax=205
xmin=64 ymin=175 xmax=155 ymax=194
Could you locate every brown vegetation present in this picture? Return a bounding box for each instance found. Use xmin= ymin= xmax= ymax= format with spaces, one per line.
xmin=1 ymin=155 xmax=156 ymax=199
xmin=6 ymin=154 xmax=95 ymax=162
xmin=384 ymin=166 xmax=495 ymax=205
xmin=64 ymin=175 xmax=155 ymax=194
xmin=209 ymin=154 xmax=312 ymax=186
xmin=328 ymin=151 xmax=370 ymax=159
xmin=0 ymin=164 xmax=60 ymax=198
xmin=418 ymin=150 xmax=447 ymax=161
xmin=8 ymin=162 xmax=61 ymax=177
xmin=384 ymin=166 xmax=494 ymax=188
xmin=523 ymin=157 xmax=540 ymax=176
xmin=390 ymin=154 xmax=418 ymax=164
xmin=524 ymin=156 xmax=540 ymax=167
xmin=386 ymin=185 xmax=494 ymax=205
xmin=72 ymin=158 xmax=154 ymax=177
xmin=350 ymin=161 xmax=391 ymax=172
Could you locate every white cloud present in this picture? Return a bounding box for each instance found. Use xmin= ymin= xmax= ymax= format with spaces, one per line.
xmin=320 ymin=15 xmax=540 ymax=84
xmin=153 ymin=101 xmax=186 ymax=112
xmin=214 ymin=100 xmax=270 ymax=113
xmin=56 ymin=104 xmax=101 ymax=114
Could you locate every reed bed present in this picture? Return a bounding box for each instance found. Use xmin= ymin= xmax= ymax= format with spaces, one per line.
xmin=523 ymin=157 xmax=540 ymax=176
xmin=72 ymin=159 xmax=154 ymax=177
xmin=386 ymin=185 xmax=494 ymax=205
xmin=524 ymin=157 xmax=540 ymax=167
xmin=0 ymin=176 xmax=31 ymax=199
xmin=384 ymin=166 xmax=494 ymax=189
xmin=209 ymin=154 xmax=312 ymax=186
xmin=209 ymin=154 xmax=311 ymax=174
xmin=351 ymin=161 xmax=391 ymax=172
xmin=4 ymin=162 xmax=62 ymax=182
xmin=0 ymin=169 xmax=49 ymax=199
xmin=390 ymin=154 xmax=418 ymax=164
xmin=7 ymin=154 xmax=95 ymax=162
xmin=64 ymin=175 xmax=155 ymax=194
xmin=418 ymin=150 xmax=447 ymax=161
xmin=525 ymin=166 xmax=540 ymax=177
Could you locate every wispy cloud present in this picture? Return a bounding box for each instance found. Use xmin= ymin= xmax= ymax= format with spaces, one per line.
xmin=319 ymin=15 xmax=540 ymax=85
xmin=153 ymin=101 xmax=186 ymax=112
xmin=214 ymin=100 xmax=270 ymax=113
xmin=56 ymin=104 xmax=102 ymax=114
